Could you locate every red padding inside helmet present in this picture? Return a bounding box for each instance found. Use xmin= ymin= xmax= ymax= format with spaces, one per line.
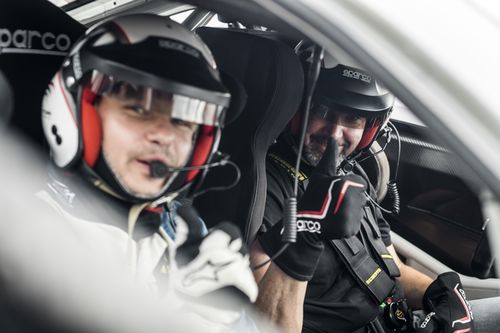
xmin=81 ymin=87 xmax=102 ymax=167
xmin=357 ymin=124 xmax=380 ymax=151
xmin=185 ymin=125 xmax=215 ymax=182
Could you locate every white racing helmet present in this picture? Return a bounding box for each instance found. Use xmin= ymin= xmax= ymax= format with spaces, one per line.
xmin=42 ymin=14 xmax=230 ymax=202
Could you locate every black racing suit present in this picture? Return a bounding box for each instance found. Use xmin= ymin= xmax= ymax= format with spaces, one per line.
xmin=258 ymin=137 xmax=401 ymax=333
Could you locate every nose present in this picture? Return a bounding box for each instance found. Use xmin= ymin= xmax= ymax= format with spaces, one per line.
xmin=145 ymin=115 xmax=176 ymax=146
xmin=328 ymin=122 xmax=344 ymax=140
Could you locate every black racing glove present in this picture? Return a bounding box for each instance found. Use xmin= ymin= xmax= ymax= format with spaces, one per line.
xmin=412 ymin=310 xmax=438 ymax=333
xmin=296 ymin=138 xmax=367 ymax=240
xmin=415 ymin=272 xmax=474 ymax=333
xmin=172 ymin=206 xmax=258 ymax=326
xmin=259 ymin=138 xmax=367 ymax=281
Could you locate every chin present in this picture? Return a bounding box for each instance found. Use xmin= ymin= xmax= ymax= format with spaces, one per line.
xmin=125 ymin=181 xmax=164 ymax=199
xmin=131 ymin=189 xmax=164 ymax=199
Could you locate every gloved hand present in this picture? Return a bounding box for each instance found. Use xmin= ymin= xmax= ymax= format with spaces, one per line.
xmin=415 ymin=272 xmax=474 ymax=333
xmin=412 ymin=310 xmax=438 ymax=333
xmin=172 ymin=205 xmax=258 ymax=326
xmin=296 ymin=137 xmax=367 ymax=240
xmin=258 ymin=138 xmax=367 ymax=281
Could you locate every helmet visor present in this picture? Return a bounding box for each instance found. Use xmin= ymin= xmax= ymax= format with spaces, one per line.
xmin=88 ymin=71 xmax=226 ymax=127
xmin=310 ymin=102 xmax=367 ymax=129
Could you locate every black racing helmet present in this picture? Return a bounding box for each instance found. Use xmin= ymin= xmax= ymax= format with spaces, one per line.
xmin=291 ymin=42 xmax=395 ymax=156
xmin=311 ymin=64 xmax=394 ymax=153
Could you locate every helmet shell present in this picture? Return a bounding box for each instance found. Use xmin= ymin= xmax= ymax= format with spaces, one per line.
xmin=290 ymin=62 xmax=394 ymax=154
xmin=42 ymin=14 xmax=230 ymax=201
xmin=313 ymin=64 xmax=394 ymax=152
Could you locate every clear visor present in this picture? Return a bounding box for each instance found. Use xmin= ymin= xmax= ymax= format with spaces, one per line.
xmin=88 ymin=71 xmax=225 ymax=127
xmin=310 ymin=103 xmax=366 ymax=129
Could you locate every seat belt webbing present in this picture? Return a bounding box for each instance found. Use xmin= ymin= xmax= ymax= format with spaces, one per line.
xmin=331 ymin=236 xmax=395 ymax=304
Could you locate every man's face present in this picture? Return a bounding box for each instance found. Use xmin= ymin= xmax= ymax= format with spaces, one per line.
xmin=97 ymin=86 xmax=198 ymax=198
xmin=303 ymin=104 xmax=366 ymax=167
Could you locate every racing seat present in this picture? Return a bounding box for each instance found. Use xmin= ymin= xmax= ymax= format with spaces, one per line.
xmin=0 ymin=0 xmax=84 ymax=146
xmin=0 ymin=69 xmax=13 ymax=126
xmin=360 ymin=141 xmax=391 ymax=202
xmin=194 ymin=27 xmax=305 ymax=244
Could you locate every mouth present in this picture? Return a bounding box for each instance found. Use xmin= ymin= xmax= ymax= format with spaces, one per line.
xmin=310 ymin=135 xmax=344 ymax=154
xmin=135 ymin=156 xmax=171 ymax=178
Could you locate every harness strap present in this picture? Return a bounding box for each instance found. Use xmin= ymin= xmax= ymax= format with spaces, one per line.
xmin=268 ymin=151 xmax=400 ymax=303
xmin=331 ymin=236 xmax=395 ymax=304
xmin=362 ymin=207 xmax=401 ymax=278
xmin=268 ymin=153 xmax=309 ymax=189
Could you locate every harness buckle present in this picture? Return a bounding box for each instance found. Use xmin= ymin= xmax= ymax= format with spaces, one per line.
xmin=383 ymin=298 xmax=413 ymax=332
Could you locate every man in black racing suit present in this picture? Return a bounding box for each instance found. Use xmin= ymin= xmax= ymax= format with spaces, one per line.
xmin=249 ymin=64 xmax=494 ymax=333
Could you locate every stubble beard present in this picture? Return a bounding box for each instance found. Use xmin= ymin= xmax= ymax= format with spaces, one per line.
xmin=303 ymin=137 xmax=347 ymax=169
xmin=102 ymin=146 xmax=177 ymax=199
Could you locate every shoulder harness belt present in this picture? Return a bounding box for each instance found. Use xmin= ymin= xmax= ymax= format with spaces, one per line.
xmin=268 ymin=152 xmax=401 ymax=304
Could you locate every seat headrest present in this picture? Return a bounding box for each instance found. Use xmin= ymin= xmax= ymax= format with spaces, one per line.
xmin=195 ymin=27 xmax=304 ymax=242
xmin=197 ymin=27 xmax=304 ymax=146
xmin=219 ymin=70 xmax=247 ymax=126
xmin=0 ymin=0 xmax=85 ymax=144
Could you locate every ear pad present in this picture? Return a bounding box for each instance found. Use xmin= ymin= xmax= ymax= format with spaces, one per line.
xmin=185 ymin=125 xmax=215 ymax=183
xmin=357 ymin=126 xmax=380 ymax=151
xmin=81 ymin=87 xmax=102 ymax=167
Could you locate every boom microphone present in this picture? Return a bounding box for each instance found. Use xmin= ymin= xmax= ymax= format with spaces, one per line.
xmin=150 ymin=161 xmax=169 ymax=178
xmin=149 ymin=152 xmax=232 ymax=179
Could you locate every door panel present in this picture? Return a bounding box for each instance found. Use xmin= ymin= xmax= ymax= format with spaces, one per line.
xmin=391 ymin=232 xmax=500 ymax=299
xmin=378 ymin=120 xmax=495 ymax=279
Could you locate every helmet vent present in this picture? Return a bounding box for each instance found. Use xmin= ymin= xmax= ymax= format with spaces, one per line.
xmin=51 ymin=125 xmax=63 ymax=145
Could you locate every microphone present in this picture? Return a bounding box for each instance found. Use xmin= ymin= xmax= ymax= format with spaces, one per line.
xmin=150 ymin=161 xmax=169 ymax=178
xmin=149 ymin=152 xmax=232 ymax=179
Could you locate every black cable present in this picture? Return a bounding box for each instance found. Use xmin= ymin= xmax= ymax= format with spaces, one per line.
xmin=387 ymin=121 xmax=401 ymax=180
xmin=282 ymin=45 xmax=323 ymax=244
xmin=385 ymin=121 xmax=401 ymax=215
xmin=365 ymin=191 xmax=394 ymax=215
xmin=387 ymin=181 xmax=401 ymax=215
xmin=251 ymin=44 xmax=324 ymax=271
xmin=167 ymin=153 xmax=232 ymax=172
xmin=350 ymin=121 xmax=402 ymax=215
xmin=355 ymin=127 xmax=392 ymax=164
xmin=252 ymin=243 xmax=290 ymax=271
xmin=293 ymin=46 xmax=324 ymax=196
xmin=192 ymin=160 xmax=241 ymax=198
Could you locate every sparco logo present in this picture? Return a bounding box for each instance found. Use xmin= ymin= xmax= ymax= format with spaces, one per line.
xmin=297 ymin=220 xmax=321 ymax=234
xmin=342 ymin=69 xmax=371 ymax=83
xmin=0 ymin=29 xmax=71 ymax=56
xmin=458 ymin=287 xmax=474 ymax=320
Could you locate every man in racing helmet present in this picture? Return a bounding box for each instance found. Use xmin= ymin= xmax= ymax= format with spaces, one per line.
xmin=297 ymin=64 xmax=392 ymax=166
xmin=250 ymin=58 xmax=484 ymax=333
xmin=39 ymin=14 xmax=257 ymax=330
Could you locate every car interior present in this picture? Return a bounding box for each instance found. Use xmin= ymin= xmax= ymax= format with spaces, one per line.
xmin=0 ymin=0 xmax=85 ymax=147
xmin=1 ymin=0 xmax=498 ymax=317
xmin=193 ymin=26 xmax=305 ymax=244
